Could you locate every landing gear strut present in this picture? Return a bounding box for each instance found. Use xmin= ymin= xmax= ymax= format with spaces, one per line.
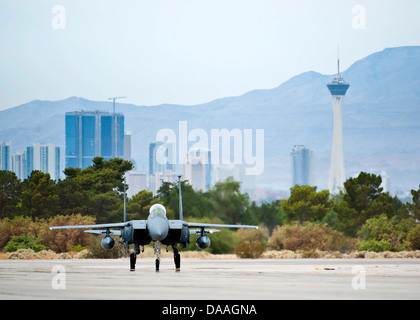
xmin=130 ymin=253 xmax=136 ymax=271
xmin=173 ymin=245 xmax=181 ymax=271
xmin=130 ymin=244 xmax=142 ymax=271
xmin=154 ymin=241 xmax=161 ymax=272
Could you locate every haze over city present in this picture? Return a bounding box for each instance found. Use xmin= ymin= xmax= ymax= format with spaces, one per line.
xmin=1 ymin=1 xmax=420 ymax=198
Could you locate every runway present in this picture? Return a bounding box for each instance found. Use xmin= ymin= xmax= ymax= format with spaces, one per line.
xmin=0 ymin=258 xmax=420 ymax=300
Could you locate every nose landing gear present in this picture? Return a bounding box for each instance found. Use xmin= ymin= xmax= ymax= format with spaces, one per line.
xmin=154 ymin=241 xmax=161 ymax=272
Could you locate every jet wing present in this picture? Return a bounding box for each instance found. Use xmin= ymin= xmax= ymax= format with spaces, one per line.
xmin=49 ymin=222 xmax=127 ymax=230
xmin=186 ymin=222 xmax=258 ymax=229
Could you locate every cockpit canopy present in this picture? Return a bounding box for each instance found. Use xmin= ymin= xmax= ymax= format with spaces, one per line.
xmin=149 ymin=204 xmax=167 ymax=219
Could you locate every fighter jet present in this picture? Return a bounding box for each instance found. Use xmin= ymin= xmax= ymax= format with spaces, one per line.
xmin=50 ymin=177 xmax=258 ymax=271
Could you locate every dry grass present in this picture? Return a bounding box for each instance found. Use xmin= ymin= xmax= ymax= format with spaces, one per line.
xmin=261 ymin=250 xmax=420 ymax=259
xmin=2 ymin=248 xmax=420 ymax=260
xmin=0 ymin=248 xmax=73 ymax=260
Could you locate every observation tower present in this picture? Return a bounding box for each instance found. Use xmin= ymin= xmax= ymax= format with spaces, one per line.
xmin=326 ymin=56 xmax=350 ymax=194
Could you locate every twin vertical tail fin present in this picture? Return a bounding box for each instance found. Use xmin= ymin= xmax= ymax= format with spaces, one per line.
xmin=178 ymin=175 xmax=183 ymax=221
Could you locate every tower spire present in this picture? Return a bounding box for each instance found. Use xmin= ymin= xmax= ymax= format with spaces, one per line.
xmin=337 ymin=46 xmax=340 ymax=75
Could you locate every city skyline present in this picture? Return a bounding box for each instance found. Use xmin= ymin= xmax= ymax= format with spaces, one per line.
xmin=1 ymin=142 xmax=60 ymax=181
xmin=0 ymin=45 xmax=419 ymax=197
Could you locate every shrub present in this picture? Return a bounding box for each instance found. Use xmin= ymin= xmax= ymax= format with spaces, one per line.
xmin=236 ymin=227 xmax=268 ymax=245
xmin=4 ymin=235 xmax=46 ymax=253
xmin=235 ymin=241 xmax=265 ymax=259
xmin=407 ymin=225 xmax=420 ymax=250
xmin=41 ymin=214 xmax=96 ymax=253
xmin=0 ymin=216 xmax=40 ymax=249
xmin=358 ymin=214 xmax=417 ymax=251
xmin=68 ymin=245 xmax=85 ymax=252
xmin=269 ymin=223 xmax=358 ymax=253
xmin=0 ymin=215 xmax=96 ymax=253
xmin=358 ymin=239 xmax=395 ymax=252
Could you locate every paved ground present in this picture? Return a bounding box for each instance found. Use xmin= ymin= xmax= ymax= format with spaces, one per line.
xmin=0 ymin=258 xmax=420 ymax=300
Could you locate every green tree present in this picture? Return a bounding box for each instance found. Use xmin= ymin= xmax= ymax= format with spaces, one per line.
xmin=157 ymin=180 xmax=213 ymax=220
xmin=56 ymin=178 xmax=91 ymax=216
xmin=342 ymin=172 xmax=383 ymax=213
xmin=335 ymin=172 xmax=395 ymax=236
xmin=63 ymin=157 xmax=133 ymax=194
xmin=249 ymin=200 xmax=285 ymax=233
xmin=281 ymin=185 xmax=332 ymax=223
xmin=403 ymin=185 xmax=420 ymax=221
xmin=90 ymin=191 xmax=123 ymax=224
xmin=158 ymin=178 xmax=256 ymax=225
xmin=0 ymin=170 xmax=22 ymax=218
xmin=21 ymin=171 xmax=60 ymax=219
xmin=61 ymin=157 xmax=133 ymax=223
xmin=207 ymin=178 xmax=253 ymax=225
xmin=125 ymin=190 xmax=158 ymax=220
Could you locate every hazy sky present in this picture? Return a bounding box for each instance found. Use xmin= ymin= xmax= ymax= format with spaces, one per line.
xmin=1 ymin=0 xmax=420 ymax=110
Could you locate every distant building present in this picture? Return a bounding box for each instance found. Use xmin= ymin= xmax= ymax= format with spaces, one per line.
xmin=0 ymin=142 xmax=12 ymax=171
xmin=184 ymin=149 xmax=212 ymax=191
xmin=65 ymin=111 xmax=124 ymax=169
xmin=13 ymin=150 xmax=27 ymax=180
xmin=26 ymin=143 xmax=60 ymax=181
xmin=149 ymin=141 xmax=175 ymax=175
xmin=124 ymin=132 xmax=132 ymax=162
xmin=291 ymin=145 xmax=313 ymax=186
xmin=125 ymin=171 xmax=147 ymax=198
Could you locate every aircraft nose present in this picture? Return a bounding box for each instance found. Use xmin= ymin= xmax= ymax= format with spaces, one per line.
xmin=148 ymin=218 xmax=169 ymax=241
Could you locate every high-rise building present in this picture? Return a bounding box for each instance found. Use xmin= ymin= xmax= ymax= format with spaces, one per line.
xmin=65 ymin=111 xmax=124 ymax=169
xmin=326 ymin=56 xmax=350 ymax=194
xmin=291 ymin=145 xmax=313 ymax=186
xmin=13 ymin=150 xmax=27 ymax=180
xmin=149 ymin=141 xmax=175 ymax=175
xmin=125 ymin=171 xmax=147 ymax=198
xmin=184 ymin=148 xmax=212 ymax=191
xmin=124 ymin=131 xmax=132 ymax=162
xmin=26 ymin=143 xmax=60 ymax=181
xmin=0 ymin=142 xmax=12 ymax=171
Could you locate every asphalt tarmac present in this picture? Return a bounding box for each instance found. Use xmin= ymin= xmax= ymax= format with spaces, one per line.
xmin=0 ymin=258 xmax=419 ymax=300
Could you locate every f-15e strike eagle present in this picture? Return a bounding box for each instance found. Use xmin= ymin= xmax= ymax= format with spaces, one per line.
xmin=50 ymin=177 xmax=258 ymax=271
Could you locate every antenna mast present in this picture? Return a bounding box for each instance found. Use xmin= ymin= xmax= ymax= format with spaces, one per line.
xmin=123 ymin=177 xmax=127 ymax=222
xmin=337 ymin=46 xmax=340 ymax=75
